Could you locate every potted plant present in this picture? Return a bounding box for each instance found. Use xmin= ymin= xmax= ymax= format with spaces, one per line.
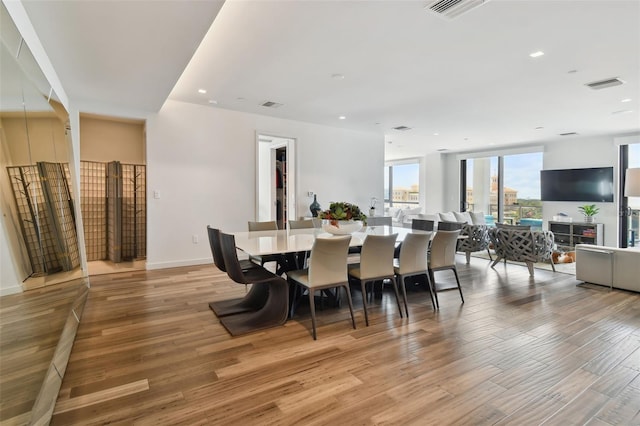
xmin=578 ymin=204 xmax=599 ymax=223
xmin=369 ymin=197 xmax=378 ymax=217
xmin=319 ymin=202 xmax=367 ymax=234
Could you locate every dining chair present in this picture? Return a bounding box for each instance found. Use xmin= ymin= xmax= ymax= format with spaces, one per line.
xmin=366 ymin=216 xmax=392 ymax=227
xmin=436 ymin=221 xmax=464 ymax=231
xmin=287 ymin=219 xmax=315 ymax=269
xmin=412 ymin=218 xmax=435 ymax=231
xmin=206 ymin=226 xmax=266 ymax=317
xmin=348 ymin=233 xmax=402 ymax=326
xmin=247 ymin=220 xmax=286 ymax=274
xmin=428 ymin=229 xmax=463 ymax=307
xmin=287 ymin=235 xmax=355 ymax=340
xmin=207 ymin=225 xmax=256 ymax=273
xmin=217 ymin=231 xmax=289 ymax=335
xmin=394 ymin=232 xmax=435 ymax=316
xmin=288 ymin=219 xmax=315 ymax=229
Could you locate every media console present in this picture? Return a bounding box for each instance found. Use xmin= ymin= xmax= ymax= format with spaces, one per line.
xmin=548 ymin=221 xmax=603 ymax=250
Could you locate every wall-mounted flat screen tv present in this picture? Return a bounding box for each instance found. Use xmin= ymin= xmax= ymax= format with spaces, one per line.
xmin=540 ymin=167 xmax=614 ymax=202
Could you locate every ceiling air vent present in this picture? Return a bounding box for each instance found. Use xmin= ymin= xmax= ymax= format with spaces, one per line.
xmin=585 ymin=78 xmax=625 ymax=90
xmin=393 ymin=126 xmax=412 ymax=131
xmin=260 ymin=101 xmax=283 ymax=108
xmin=559 ymin=132 xmax=578 ymax=136
xmin=425 ymin=0 xmax=489 ymax=20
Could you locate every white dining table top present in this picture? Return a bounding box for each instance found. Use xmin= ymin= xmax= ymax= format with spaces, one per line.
xmin=232 ymin=225 xmax=431 ymax=257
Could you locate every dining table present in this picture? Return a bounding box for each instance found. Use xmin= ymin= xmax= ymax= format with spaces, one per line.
xmin=223 ymin=225 xmax=464 ymax=334
xmin=232 ymin=225 xmax=429 ymax=260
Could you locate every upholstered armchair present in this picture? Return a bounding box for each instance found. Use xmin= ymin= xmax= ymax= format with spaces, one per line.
xmin=489 ymin=227 xmax=556 ymax=276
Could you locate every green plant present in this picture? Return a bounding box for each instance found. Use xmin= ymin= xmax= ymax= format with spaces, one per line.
xmin=319 ymin=202 xmax=366 ymax=226
xmin=578 ymin=204 xmax=599 ymax=217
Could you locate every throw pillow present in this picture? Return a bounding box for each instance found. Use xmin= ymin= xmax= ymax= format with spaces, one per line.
xmin=453 ymin=211 xmax=472 ymax=224
xmin=438 ymin=212 xmax=457 ymax=222
xmin=470 ymin=211 xmax=486 ymax=225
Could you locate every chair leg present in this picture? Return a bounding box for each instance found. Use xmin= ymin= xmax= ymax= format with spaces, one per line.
xmin=308 ymin=288 xmax=317 ymax=340
xmin=424 ymin=272 xmax=436 ymax=310
xmin=360 ymin=281 xmax=370 ymax=326
xmin=389 ymin=276 xmax=403 ymax=318
xmin=487 ymin=248 xmax=493 ymax=261
xmin=452 ymin=268 xmax=464 ymax=303
xmin=526 ymin=262 xmax=535 ymax=277
xmin=491 ymin=257 xmax=502 ymax=268
xmin=465 ymin=251 xmax=471 ymax=264
xmin=343 ymin=284 xmax=356 ymax=330
xmin=549 ymin=258 xmax=556 ymax=272
xmin=398 ymin=274 xmax=409 ymax=318
xmin=428 ymin=269 xmax=440 ymax=309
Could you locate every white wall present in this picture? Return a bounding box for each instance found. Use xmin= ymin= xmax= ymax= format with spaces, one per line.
xmin=542 ymin=136 xmax=618 ymax=246
xmin=145 ymin=100 xmax=383 ymax=269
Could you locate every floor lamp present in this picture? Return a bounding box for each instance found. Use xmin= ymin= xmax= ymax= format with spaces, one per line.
xmin=625 ymin=168 xmax=640 ymax=246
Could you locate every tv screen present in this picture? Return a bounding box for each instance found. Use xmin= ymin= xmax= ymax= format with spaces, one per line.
xmin=540 ymin=167 xmax=614 ymax=202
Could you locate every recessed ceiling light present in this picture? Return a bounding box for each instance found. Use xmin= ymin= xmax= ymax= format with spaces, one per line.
xmin=621 ymin=98 xmax=632 ymax=103
xmin=612 ymin=110 xmax=633 ymax=115
xmin=338 ymin=116 xmax=346 ymax=120
xmin=529 ymin=51 xmax=544 ymax=58
xmin=433 ymin=133 xmax=439 ymax=136
xmin=331 ymin=73 xmax=345 ymax=80
xmin=208 ymin=100 xmax=218 ymax=105
xmin=198 ymin=89 xmax=207 ymax=94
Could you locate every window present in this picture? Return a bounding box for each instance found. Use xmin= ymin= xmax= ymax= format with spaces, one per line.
xmin=384 ymin=161 xmax=420 ymax=208
xmin=463 ymin=152 xmax=543 ymax=225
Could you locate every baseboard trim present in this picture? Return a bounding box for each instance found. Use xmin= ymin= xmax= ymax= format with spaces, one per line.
xmin=1 ymin=285 xmax=23 ymax=296
xmin=146 ymin=258 xmax=211 ymax=270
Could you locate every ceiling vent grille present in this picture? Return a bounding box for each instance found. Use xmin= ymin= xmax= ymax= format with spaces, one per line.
xmin=393 ymin=126 xmax=412 ymax=131
xmin=425 ymin=0 xmax=489 ymax=19
xmin=585 ymin=78 xmax=625 ymax=90
xmin=260 ymin=101 xmax=283 ymax=108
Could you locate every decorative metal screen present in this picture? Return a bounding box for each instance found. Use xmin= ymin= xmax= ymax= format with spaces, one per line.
xmin=79 ymin=161 xmax=146 ymax=263
xmin=38 ymin=162 xmax=80 ymax=271
xmin=80 ymin=161 xmax=107 ymax=261
xmin=6 ymin=163 xmax=77 ymax=275
xmin=107 ymin=161 xmax=123 ymax=263
xmin=121 ymin=163 xmax=146 ymax=260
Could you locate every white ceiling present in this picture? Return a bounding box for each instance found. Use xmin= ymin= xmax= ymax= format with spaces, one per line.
xmin=20 ymin=0 xmax=640 ymax=159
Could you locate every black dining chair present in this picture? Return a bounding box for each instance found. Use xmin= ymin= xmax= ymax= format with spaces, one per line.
xmin=206 ymin=226 xmax=267 ymax=317
xmin=215 ymin=231 xmax=289 ymax=335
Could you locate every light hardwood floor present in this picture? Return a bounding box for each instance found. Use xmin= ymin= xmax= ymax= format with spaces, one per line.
xmin=49 ymin=258 xmax=640 ymax=425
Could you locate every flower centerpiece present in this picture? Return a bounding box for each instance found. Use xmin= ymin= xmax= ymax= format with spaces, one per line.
xmin=319 ymin=201 xmax=367 ymax=234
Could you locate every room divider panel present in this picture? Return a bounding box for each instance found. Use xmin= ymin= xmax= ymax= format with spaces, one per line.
xmin=80 ymin=161 xmax=146 ymax=263
xmin=6 ymin=162 xmax=79 ymax=275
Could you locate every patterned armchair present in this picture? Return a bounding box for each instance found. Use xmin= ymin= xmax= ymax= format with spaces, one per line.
xmin=457 ymin=224 xmax=491 ymax=264
xmin=489 ymin=227 xmax=556 ymax=276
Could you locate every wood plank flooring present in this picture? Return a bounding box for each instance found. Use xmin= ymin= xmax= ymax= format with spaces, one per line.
xmin=0 ymin=279 xmax=84 ymax=424
xmin=49 ymin=258 xmax=640 ymax=425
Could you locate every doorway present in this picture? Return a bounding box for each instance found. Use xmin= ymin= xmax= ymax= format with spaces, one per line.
xmin=256 ymin=134 xmax=296 ymax=228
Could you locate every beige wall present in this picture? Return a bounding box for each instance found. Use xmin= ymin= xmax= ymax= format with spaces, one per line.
xmin=80 ymin=115 xmax=145 ymax=164
xmin=1 ymin=114 xmax=69 ymax=165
